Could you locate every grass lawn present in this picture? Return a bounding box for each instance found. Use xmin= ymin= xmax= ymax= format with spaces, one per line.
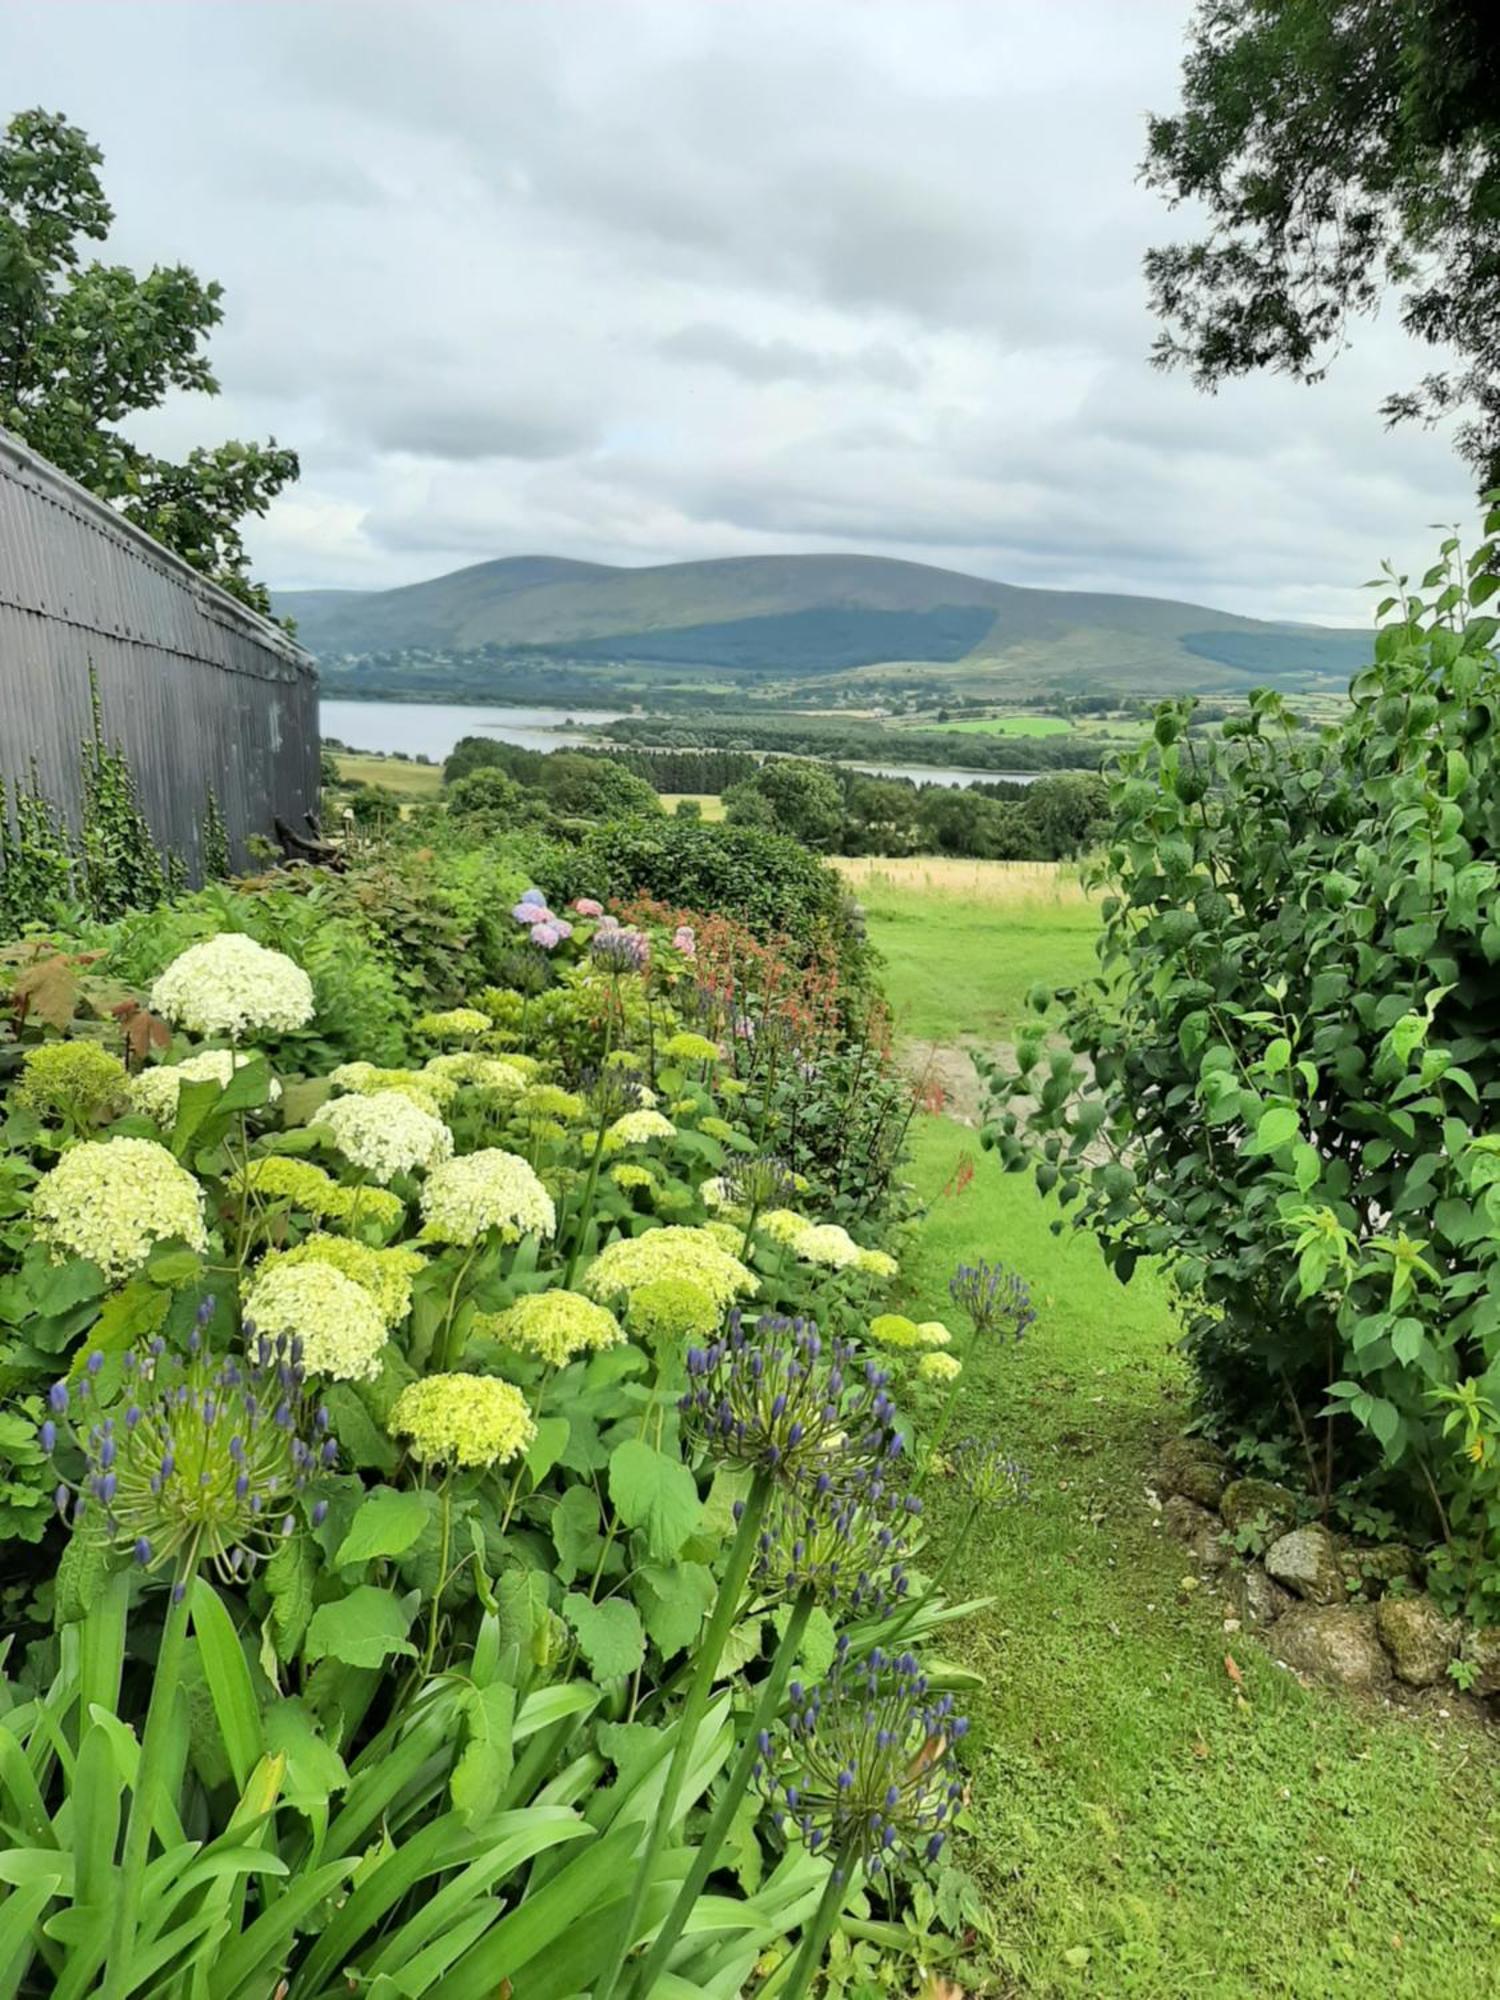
xmin=897 ymin=1116 xmax=1499 ymax=1997
xmin=332 ymin=752 xmax=444 ymax=799
xmin=929 ymin=715 xmax=1074 ymax=738
xmin=660 ymin=792 xmax=727 ymax=821
xmin=833 ymin=859 xmax=1101 ymax=1044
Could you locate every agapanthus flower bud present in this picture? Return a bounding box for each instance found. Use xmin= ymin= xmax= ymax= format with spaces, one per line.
xmin=590 ymin=927 xmax=649 ymax=974
xmin=757 ymin=1641 xmax=968 ymax=1877
xmin=948 ymin=1258 xmax=1035 ymax=1339
xmin=752 ymin=1469 xmax=917 ymax=1617
xmin=681 ymin=1311 xmax=903 ymax=1485
xmin=950 ymin=1437 xmax=1031 ymax=1509
xmin=45 ymin=1331 xmax=332 ymax=1583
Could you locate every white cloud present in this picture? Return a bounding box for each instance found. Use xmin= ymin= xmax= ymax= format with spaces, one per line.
xmin=5 ymin=0 xmax=1478 ymax=622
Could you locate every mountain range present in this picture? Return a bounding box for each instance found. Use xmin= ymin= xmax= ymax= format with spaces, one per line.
xmin=277 ymin=552 xmax=1370 ymax=697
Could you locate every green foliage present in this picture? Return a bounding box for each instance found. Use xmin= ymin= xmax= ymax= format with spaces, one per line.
xmin=200 ymin=790 xmax=231 ymax=880
xmin=1145 ymin=0 xmax=1500 ymax=485
xmin=78 ymin=672 xmax=169 ymax=920
xmin=725 ymin=758 xmax=845 ymax=851
xmin=0 ymin=106 xmax=297 ymax=609
xmin=0 ymin=762 xmax=76 ymax=931
xmin=571 ymin=815 xmax=856 ymax=955
xmin=987 ymin=511 xmax=1500 ymax=1613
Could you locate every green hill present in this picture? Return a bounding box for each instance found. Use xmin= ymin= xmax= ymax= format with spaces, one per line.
xmin=277 ymin=552 xmax=1370 ymax=697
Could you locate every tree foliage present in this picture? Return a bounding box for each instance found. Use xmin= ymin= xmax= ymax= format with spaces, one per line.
xmin=0 ymin=107 xmax=297 ymax=611
xmin=988 ymin=508 xmax=1500 ymax=1614
xmin=1144 ymin=0 xmax=1500 ymax=484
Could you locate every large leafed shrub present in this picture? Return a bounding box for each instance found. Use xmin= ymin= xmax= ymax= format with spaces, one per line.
xmin=988 ymin=511 xmax=1500 ymax=1614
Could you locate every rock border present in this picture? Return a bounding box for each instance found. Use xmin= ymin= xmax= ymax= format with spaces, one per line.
xmin=1152 ymin=1438 xmax=1499 ymax=1711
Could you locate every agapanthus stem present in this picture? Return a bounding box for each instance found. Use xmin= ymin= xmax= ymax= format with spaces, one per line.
xmin=561 ymin=1118 xmax=610 ymax=1288
xmin=780 ymin=1837 xmax=857 ymax=2000
xmin=628 ymin=1587 xmax=814 ymax=1999
xmin=594 ymin=1467 xmax=772 ymax=2000
xmin=102 ymin=1558 xmax=198 ymax=2000
xmin=422 ymin=1474 xmax=455 ymax=1677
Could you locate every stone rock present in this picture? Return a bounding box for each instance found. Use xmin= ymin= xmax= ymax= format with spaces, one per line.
xmin=1155 ymin=1437 xmax=1228 ymax=1510
xmin=1342 ymin=1543 xmax=1419 ymax=1597
xmin=1374 ymin=1595 xmax=1460 ymax=1688
xmin=1231 ymin=1565 xmax=1294 ymax=1628
xmin=1161 ymin=1494 xmax=1229 ymax=1571
xmin=1461 ymin=1627 xmax=1500 ymax=1699
xmin=1265 ymin=1525 xmax=1345 ymax=1606
xmin=1274 ymin=1605 xmax=1392 ymax=1691
xmin=1219 ymin=1478 xmax=1297 ymax=1544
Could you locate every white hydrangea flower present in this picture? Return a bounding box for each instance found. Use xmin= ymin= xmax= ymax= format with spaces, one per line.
xmin=318 ymin=1090 xmax=454 ymax=1184
xmin=603 ymin=1110 xmax=677 ymax=1151
xmin=794 ymin=1222 xmax=864 ymax=1270
xmin=30 ymin=1137 xmax=208 ymax=1282
xmin=242 ymin=1260 xmax=388 ymax=1382
xmin=149 ymin=934 xmax=315 ymax=1041
xmin=128 ymin=1048 xmax=281 ymax=1126
xmin=420 ymin=1149 xmax=557 ymax=1245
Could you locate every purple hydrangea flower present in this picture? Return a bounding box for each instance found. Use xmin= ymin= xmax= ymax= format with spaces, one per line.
xmin=530 ymin=922 xmax=562 ymax=950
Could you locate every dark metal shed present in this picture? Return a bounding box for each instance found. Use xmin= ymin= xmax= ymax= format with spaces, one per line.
xmin=0 ymin=423 xmax=318 ymax=876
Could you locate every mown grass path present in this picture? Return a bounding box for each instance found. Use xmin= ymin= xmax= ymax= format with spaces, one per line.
xmin=898 ymin=1117 xmax=1498 ymax=1997
xmin=858 ymin=866 xmax=1498 ymax=1996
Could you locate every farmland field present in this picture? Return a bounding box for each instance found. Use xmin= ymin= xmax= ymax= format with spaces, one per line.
xmin=332 ymin=751 xmax=444 ymax=799
xmin=927 ymin=713 xmax=1074 ymax=737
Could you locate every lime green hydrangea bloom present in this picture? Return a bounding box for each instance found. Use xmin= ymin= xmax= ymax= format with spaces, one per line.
xmin=603 ymin=1109 xmax=676 ymax=1151
xmin=16 ymin=1041 xmax=128 ymax=1128
xmin=794 ymin=1223 xmax=863 ymax=1271
xmin=319 ymin=1090 xmax=453 ymax=1183
xmin=759 ymin=1208 xmax=815 ymax=1249
xmin=423 ymin=1052 xmax=528 ymax=1094
xmin=476 ymin=1290 xmax=623 ymax=1367
xmin=330 ymin=1062 xmax=456 ymax=1115
xmin=698 ymin=1115 xmax=737 ymax=1143
xmin=717 ymin=1078 xmax=748 ymax=1099
xmin=668 ymin=1098 xmax=701 ymax=1117
xmin=856 ymin=1247 xmax=899 ymax=1280
xmin=149 ymin=933 xmax=315 ymax=1041
xmin=519 ymin=1084 xmax=587 ymax=1124
xmin=699 ymin=1176 xmax=738 ymax=1214
xmin=254 ymin=1233 xmax=424 ymax=1327
xmin=627 ymin=1277 xmax=721 ymax=1345
xmin=917 ymin=1350 xmax=963 ymax=1384
xmin=704 ymin=1219 xmax=748 ymax=1256
xmin=869 ymin=1313 xmax=924 ymax=1350
xmin=229 ymin=1156 xmax=405 ymax=1236
xmin=610 ymin=1162 xmax=657 ymax=1191
xmin=582 ymin=1225 xmax=757 ymax=1312
xmin=420 ymin=1149 xmax=556 ymax=1245
xmin=915 ymin=1320 xmax=952 ymax=1348
xmin=604 ymin=1049 xmax=644 ymax=1071
xmin=662 ymin=1031 xmax=721 ymax=1064
xmin=30 ymin=1137 xmax=207 ymax=1281
xmin=129 ymin=1048 xmax=281 ymax=1127
xmin=243 ymin=1259 xmax=389 ymax=1381
xmin=415 ymin=1007 xmax=493 ymax=1041
xmin=390 ymin=1374 xmax=536 ymax=1468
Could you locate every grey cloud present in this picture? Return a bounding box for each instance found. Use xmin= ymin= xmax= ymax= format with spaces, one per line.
xmin=659 ymin=324 xmax=920 ymax=390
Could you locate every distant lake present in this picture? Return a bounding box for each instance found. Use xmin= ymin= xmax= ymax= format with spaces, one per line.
xmin=319 ymin=699 xmax=625 ymax=759
xmin=319 ymin=698 xmax=1038 ymax=790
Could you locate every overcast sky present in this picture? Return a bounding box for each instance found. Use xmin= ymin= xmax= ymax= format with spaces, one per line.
xmin=7 ymin=0 xmax=1479 ymax=623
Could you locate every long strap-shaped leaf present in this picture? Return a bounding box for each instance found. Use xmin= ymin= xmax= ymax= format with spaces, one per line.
xmin=208 ymin=1859 xmax=353 ymax=2000
xmin=0 ymin=1723 xmax=56 ymax=1849
xmin=0 ymin=1877 xmax=61 ymax=2000
xmin=189 ymin=1582 xmax=265 ymax=1792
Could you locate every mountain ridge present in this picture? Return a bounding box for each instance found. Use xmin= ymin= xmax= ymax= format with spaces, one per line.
xmin=277 ymin=551 xmax=1370 ymax=695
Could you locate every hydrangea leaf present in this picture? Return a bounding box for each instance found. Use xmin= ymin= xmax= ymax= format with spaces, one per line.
xmin=450 ymin=1680 xmax=516 ymax=1822
xmin=608 ymin=1439 xmax=702 ymax=1562
xmin=551 ymin=1482 xmax=604 ymax=1584
xmin=562 ymin=1592 xmax=645 ymax=1682
xmin=334 ymin=1487 xmax=434 ymax=1566
xmin=264 ymin=1534 xmax=318 ymax=1661
xmin=305 ymin=1585 xmax=417 ymax=1670
xmin=636 ymin=1560 xmax=715 ymax=1659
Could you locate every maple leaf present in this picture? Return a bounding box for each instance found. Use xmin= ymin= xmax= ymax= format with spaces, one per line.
xmin=11 ymin=955 xmax=80 ymax=1032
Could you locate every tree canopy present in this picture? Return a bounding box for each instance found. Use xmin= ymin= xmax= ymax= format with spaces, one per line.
xmin=0 ymin=107 xmax=297 ymax=612
xmin=1143 ymin=0 xmax=1500 ymax=485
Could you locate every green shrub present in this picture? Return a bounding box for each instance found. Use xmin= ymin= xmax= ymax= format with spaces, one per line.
xmin=569 ymin=815 xmax=855 ymax=956
xmin=988 ymin=510 xmax=1500 ymax=1615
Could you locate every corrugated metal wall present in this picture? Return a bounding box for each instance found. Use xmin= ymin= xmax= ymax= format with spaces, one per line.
xmin=0 ymin=423 xmax=318 ymax=879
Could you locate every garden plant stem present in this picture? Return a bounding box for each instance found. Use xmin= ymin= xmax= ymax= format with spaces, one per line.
xmin=779 ymin=1839 xmax=856 ymax=2000
xmin=102 ymin=1552 xmax=199 ymax=2000
xmin=593 ymin=1468 xmax=772 ymax=2000
xmin=628 ymin=1588 xmax=814 ymax=1999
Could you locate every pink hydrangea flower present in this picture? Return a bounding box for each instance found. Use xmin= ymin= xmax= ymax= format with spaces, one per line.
xmin=513 ymin=900 xmax=553 ymax=925
xmin=551 ymin=918 xmax=574 ymax=940
xmin=673 ymin=925 xmax=696 ymax=960
xmin=530 ymin=922 xmax=562 ymax=950
xmin=572 ymin=897 xmax=604 ymax=918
